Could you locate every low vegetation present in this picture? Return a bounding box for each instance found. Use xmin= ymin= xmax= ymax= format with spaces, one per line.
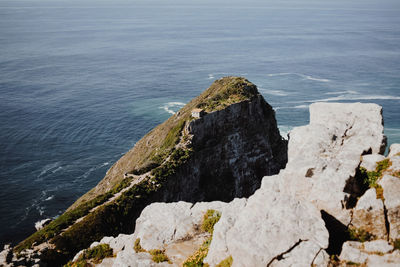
xmin=149 ymin=249 xmax=171 ymax=263
xmin=216 ymin=256 xmax=233 ymax=267
xmin=359 ymin=158 xmax=392 ymax=199
xmin=183 ymin=237 xmax=211 ymax=267
xmin=201 ymin=209 xmax=222 ymax=234
xmin=183 ymin=209 xmax=223 ymax=266
xmin=64 ymin=244 xmax=113 ymax=266
xmin=196 ymin=77 xmax=258 ymax=112
xmin=134 ymin=238 xmax=146 ymax=253
xmin=348 ymin=227 xmax=375 ymax=243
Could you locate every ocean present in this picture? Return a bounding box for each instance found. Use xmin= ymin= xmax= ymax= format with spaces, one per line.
xmin=0 ymin=0 xmax=399 ymax=246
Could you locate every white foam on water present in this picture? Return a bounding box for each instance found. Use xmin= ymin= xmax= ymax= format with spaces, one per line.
xmin=45 ymin=195 xmax=54 ymax=201
xmin=267 ymin=72 xmax=292 ymax=77
xmin=294 ymin=104 xmax=309 ymax=109
xmin=159 ymin=102 xmax=186 ymax=115
xmin=325 ymin=90 xmax=359 ymax=95
xmin=267 ymin=72 xmax=331 ymax=82
xmin=37 ymin=162 xmax=62 ymax=178
xmin=208 ymin=74 xmax=215 ymax=79
xmin=259 ymin=88 xmax=289 ymax=96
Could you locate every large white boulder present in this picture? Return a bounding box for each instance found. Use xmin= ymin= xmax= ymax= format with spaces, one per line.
xmin=204 ymin=177 xmax=329 ymax=266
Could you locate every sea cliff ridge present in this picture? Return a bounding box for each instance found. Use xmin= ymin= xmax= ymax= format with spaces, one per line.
xmin=2 ymin=77 xmax=400 ymax=266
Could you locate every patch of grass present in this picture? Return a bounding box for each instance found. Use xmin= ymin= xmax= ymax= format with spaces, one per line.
xmin=77 ymin=244 xmax=113 ymax=264
xmin=64 ymin=259 xmax=90 ymax=267
xmin=360 ymin=159 xmax=392 ymax=199
xmin=375 ymin=185 xmax=384 ymax=200
xmin=391 ymin=170 xmax=400 ymax=178
xmin=201 ymin=210 xmax=221 ymax=234
xmin=216 ymin=256 xmax=233 ymax=267
xmin=151 ymin=148 xmax=193 ymax=183
xmin=394 ymin=239 xmax=400 ymax=250
xmin=376 ymin=159 xmax=392 ymax=173
xmin=134 ymin=238 xmax=146 ymax=253
xmin=183 ymin=237 xmax=212 ymax=267
xmin=149 ymin=249 xmax=170 ymax=263
xmin=348 ymin=227 xmax=375 ymax=243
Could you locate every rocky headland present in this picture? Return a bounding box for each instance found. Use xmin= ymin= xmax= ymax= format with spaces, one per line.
xmin=1 ymin=77 xmax=400 ymax=266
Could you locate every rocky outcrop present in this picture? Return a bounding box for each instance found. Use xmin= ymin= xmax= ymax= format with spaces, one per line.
xmin=340 ymin=240 xmax=400 ymax=266
xmin=9 ymin=77 xmax=287 ymax=266
xmin=61 ymin=102 xmax=400 ymax=267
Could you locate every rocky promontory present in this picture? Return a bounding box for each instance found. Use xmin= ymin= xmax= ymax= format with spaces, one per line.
xmin=67 ymin=102 xmax=400 ymax=266
xmin=4 ymin=77 xmax=287 ymax=266
xmin=2 ymin=77 xmax=400 ymax=266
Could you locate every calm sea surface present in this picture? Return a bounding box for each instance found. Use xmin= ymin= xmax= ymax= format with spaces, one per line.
xmin=1 ymin=0 xmax=399 ymax=245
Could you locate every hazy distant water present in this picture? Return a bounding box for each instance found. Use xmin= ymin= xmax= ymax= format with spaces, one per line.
xmin=1 ymin=0 xmax=399 ymax=245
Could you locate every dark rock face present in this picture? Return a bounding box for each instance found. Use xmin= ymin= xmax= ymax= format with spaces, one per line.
xmin=161 ymin=94 xmax=287 ymax=202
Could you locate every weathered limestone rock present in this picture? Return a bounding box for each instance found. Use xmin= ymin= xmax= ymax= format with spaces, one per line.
xmin=361 ymin=154 xmax=386 ymax=171
xmin=380 ymin=175 xmax=400 ymax=240
xmin=388 ymin=143 xmax=400 ymax=157
xmin=352 ymin=188 xmax=386 ymax=239
xmin=135 ymin=201 xmax=227 ymax=251
xmin=340 ymin=240 xmax=400 ymax=266
xmin=366 ymin=250 xmax=400 ymax=267
xmin=339 ymin=241 xmax=369 ymax=263
xmin=363 ymin=240 xmax=393 ymax=254
xmin=204 ymin=177 xmax=329 ymax=266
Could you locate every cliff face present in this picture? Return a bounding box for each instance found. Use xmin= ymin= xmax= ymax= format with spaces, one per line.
xmin=161 ymin=94 xmax=286 ymax=202
xmin=9 ymin=77 xmax=287 ymax=266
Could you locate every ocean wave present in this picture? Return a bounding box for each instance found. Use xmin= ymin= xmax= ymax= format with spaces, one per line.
xmin=208 ymin=74 xmax=215 ymax=79
xmin=259 ymin=88 xmax=289 ymax=96
xmin=267 ymin=72 xmax=331 ymax=83
xmin=35 ymin=162 xmax=63 ymax=181
xmin=159 ymin=102 xmax=186 ymax=115
xmin=325 ymin=90 xmax=358 ymax=95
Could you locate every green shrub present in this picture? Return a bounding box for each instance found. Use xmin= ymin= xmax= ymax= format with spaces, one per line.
xmin=77 ymin=244 xmax=113 ymax=264
xmin=183 ymin=238 xmax=211 ymax=267
xmin=348 ymin=227 xmax=374 ymax=243
xmin=216 ymin=256 xmax=233 ymax=267
xmin=391 ymin=170 xmax=400 ymax=178
xmin=148 ymin=249 xmax=170 ymax=263
xmin=360 ymin=159 xmax=392 ymax=189
xmin=64 ymin=259 xmax=90 ymax=267
xmin=201 ymin=210 xmax=221 ymax=234
xmin=134 ymin=238 xmax=146 ymax=253
xmin=376 ymin=159 xmax=392 ymax=173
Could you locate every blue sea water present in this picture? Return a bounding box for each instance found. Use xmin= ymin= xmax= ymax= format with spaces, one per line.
xmin=0 ymin=0 xmax=399 ymax=246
